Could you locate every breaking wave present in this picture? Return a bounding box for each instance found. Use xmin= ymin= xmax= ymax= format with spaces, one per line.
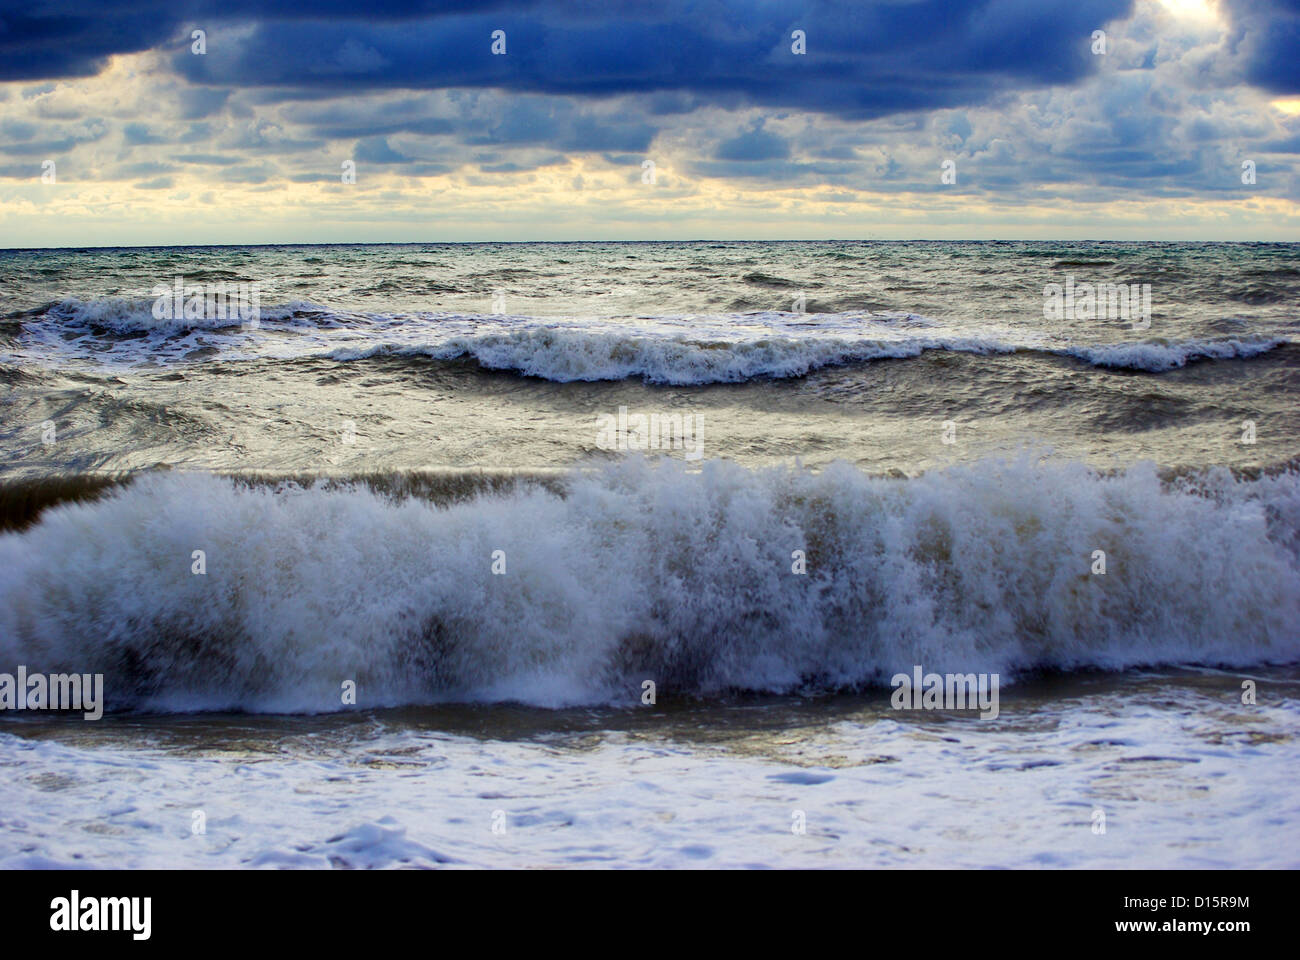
xmin=1063 ymin=337 xmax=1286 ymax=371
xmin=1 ymin=456 xmax=1297 ymax=713
xmin=331 ymin=329 xmax=1023 ymax=383
xmin=5 ymin=299 xmax=1286 ymax=381
xmin=346 ymin=330 xmax=1288 ymax=383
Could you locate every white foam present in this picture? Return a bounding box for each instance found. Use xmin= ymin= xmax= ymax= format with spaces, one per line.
xmin=3 ymin=688 xmax=1299 ymax=868
xmin=1062 ymin=337 xmax=1285 ymax=371
xmin=1 ymin=456 xmax=1296 ymax=713
xmin=46 ymin=297 xmax=249 ymax=334
xmin=7 ymin=299 xmax=1286 ymax=381
xmin=343 ymin=329 xmax=1021 ymax=384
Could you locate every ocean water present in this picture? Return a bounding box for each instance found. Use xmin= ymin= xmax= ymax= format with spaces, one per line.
xmin=0 ymin=240 xmax=1297 ymax=868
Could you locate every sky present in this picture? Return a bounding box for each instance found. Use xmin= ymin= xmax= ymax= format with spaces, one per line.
xmin=1 ymin=0 xmax=1298 ymax=245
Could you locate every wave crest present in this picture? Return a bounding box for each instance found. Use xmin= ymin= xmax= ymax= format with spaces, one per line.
xmin=340 ymin=330 xmax=1287 ymax=383
xmin=1 ymin=456 xmax=1297 ymax=712
xmin=9 ymin=299 xmax=1287 ymax=380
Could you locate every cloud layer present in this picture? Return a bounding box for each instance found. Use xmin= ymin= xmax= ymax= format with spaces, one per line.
xmin=1 ymin=0 xmax=1298 ymax=242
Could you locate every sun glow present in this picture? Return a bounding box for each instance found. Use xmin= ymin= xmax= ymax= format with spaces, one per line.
xmin=1155 ymin=0 xmax=1220 ymax=22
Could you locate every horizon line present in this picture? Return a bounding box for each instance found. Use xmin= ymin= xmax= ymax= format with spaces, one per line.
xmin=3 ymin=238 xmax=1298 ymax=252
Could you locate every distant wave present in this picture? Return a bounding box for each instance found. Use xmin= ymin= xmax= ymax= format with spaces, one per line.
xmin=344 ymin=331 xmax=1287 ymax=383
xmin=11 ymin=299 xmax=1289 ymax=382
xmin=41 ymin=297 xmax=309 ymax=334
xmin=1 ymin=456 xmax=1297 ymax=712
xmin=331 ymin=329 xmax=1022 ymax=384
xmin=1062 ymin=337 xmax=1286 ymax=372
xmin=742 ymin=272 xmax=801 ymax=288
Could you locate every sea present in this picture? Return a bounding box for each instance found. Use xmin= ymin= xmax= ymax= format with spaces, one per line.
xmin=1 ymin=240 xmax=1297 ymax=868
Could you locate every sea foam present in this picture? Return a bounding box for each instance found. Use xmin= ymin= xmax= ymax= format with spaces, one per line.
xmin=1 ymin=456 xmax=1297 ymax=712
xmin=9 ymin=299 xmax=1287 ymax=380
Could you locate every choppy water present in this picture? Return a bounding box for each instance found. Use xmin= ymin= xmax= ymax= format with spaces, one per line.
xmin=1 ymin=241 xmax=1297 ymax=868
xmin=1 ymin=240 xmax=1296 ymax=476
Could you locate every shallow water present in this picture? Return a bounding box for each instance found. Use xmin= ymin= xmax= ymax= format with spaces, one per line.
xmin=3 ymin=668 xmax=1297 ymax=868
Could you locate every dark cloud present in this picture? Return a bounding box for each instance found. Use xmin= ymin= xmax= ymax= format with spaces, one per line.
xmin=0 ymin=118 xmax=35 ymax=139
xmin=0 ymin=1 xmax=527 ymax=81
xmin=355 ymin=135 xmax=408 ymax=163
xmin=558 ymin=116 xmax=654 ymax=152
xmin=715 ymin=124 xmax=791 ymax=161
xmin=0 ymin=137 xmax=78 ymax=155
xmin=218 ymin=165 xmax=273 ymax=183
xmin=124 ymin=122 xmax=167 ymax=145
xmin=1 ymin=1 xmax=1135 ymax=122
xmin=1261 ymin=133 xmax=1300 ymax=152
xmin=2 ymin=0 xmax=1297 ymax=205
xmin=115 ymin=161 xmax=179 ymax=177
xmin=169 ymin=1 xmax=1139 ymax=120
xmin=175 ymin=152 xmax=244 ymax=165
xmin=1223 ymin=0 xmax=1300 ymax=93
xmin=690 ymin=157 xmax=861 ymax=182
xmin=0 ymin=119 xmax=104 ymax=157
xmin=0 ymin=4 xmax=176 ymax=82
xmin=478 ymin=155 xmax=567 ymax=172
xmin=177 ymin=86 xmax=232 ymax=119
